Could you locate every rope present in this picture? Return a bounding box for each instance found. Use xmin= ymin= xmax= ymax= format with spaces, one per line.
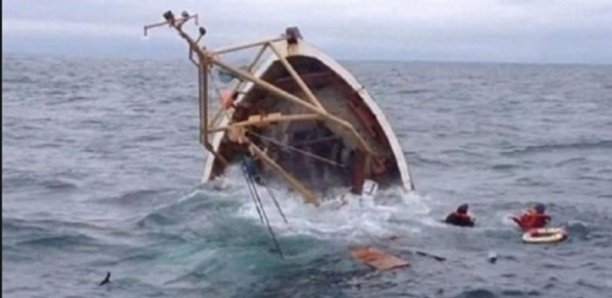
xmin=258 ymin=174 xmax=288 ymax=224
xmin=247 ymin=131 xmax=343 ymax=167
xmin=208 ymin=68 xmax=233 ymax=123
xmin=293 ymin=135 xmax=340 ymax=147
xmin=209 ymin=67 xmax=224 ymax=98
xmin=209 ymin=72 xmax=341 ymax=168
xmin=241 ymin=162 xmax=264 ymax=224
xmin=241 ymin=156 xmax=285 ymax=258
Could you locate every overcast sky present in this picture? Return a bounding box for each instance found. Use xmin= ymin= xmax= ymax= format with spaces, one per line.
xmin=3 ymin=0 xmax=612 ymax=64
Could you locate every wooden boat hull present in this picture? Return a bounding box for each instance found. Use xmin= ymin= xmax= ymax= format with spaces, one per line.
xmin=202 ymin=38 xmax=414 ymax=197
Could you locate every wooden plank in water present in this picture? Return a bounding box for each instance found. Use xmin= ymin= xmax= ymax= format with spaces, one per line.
xmin=350 ymin=246 xmax=409 ymax=270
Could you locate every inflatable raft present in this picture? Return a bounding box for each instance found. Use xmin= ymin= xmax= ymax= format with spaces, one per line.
xmin=522 ymin=227 xmax=568 ymax=244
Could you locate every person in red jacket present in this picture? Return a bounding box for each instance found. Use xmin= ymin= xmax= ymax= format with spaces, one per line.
xmin=444 ymin=204 xmax=475 ymax=227
xmin=511 ymin=203 xmax=550 ymax=230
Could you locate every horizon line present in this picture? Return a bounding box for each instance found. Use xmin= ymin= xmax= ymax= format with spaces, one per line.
xmin=2 ymin=51 xmax=611 ymax=67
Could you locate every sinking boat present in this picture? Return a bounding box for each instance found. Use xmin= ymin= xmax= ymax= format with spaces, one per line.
xmin=145 ymin=11 xmax=414 ymax=206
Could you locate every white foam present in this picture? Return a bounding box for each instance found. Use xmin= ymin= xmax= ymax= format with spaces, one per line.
xmin=216 ymin=165 xmax=432 ymax=241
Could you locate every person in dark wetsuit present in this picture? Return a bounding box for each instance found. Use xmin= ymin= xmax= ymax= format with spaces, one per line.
xmin=444 ymin=204 xmax=475 ymax=227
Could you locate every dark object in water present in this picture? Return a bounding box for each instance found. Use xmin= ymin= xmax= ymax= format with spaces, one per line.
xmin=99 ymin=272 xmax=111 ymax=286
xmin=415 ymin=251 xmax=447 ymax=262
xmin=488 ymin=251 xmax=498 ymax=264
xmin=387 ymin=236 xmax=446 ymax=262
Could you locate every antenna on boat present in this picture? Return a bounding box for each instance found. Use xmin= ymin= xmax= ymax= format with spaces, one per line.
xmin=144 ymin=10 xmax=231 ymax=167
xmin=144 ymin=11 xmax=199 ymax=37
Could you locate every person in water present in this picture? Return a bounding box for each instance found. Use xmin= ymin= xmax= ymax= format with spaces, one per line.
xmin=444 ymin=204 xmax=475 ymax=227
xmin=511 ymin=203 xmax=550 ymax=230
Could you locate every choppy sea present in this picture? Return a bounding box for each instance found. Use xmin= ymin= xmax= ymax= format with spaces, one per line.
xmin=3 ymin=54 xmax=612 ymax=298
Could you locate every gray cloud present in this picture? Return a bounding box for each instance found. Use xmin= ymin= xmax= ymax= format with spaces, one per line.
xmin=3 ymin=0 xmax=612 ymax=63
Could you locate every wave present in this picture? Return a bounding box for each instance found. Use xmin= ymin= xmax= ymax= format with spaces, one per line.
xmin=453 ymin=288 xmax=497 ymax=298
xmin=16 ymin=233 xmax=96 ymax=248
xmin=105 ymin=188 xmax=171 ymax=207
xmin=135 ymin=185 xmax=240 ymax=229
xmin=406 ymin=152 xmax=451 ymax=167
xmin=3 ymin=218 xmax=98 ymax=250
xmin=514 ymin=176 xmax=553 ymax=187
xmin=453 ymin=288 xmax=541 ymax=298
xmin=491 ymin=163 xmax=520 ymax=171
xmin=2 ymin=218 xmax=49 ymax=237
xmin=136 ymin=212 xmax=179 ymax=228
xmin=1 ymin=75 xmax=36 ymax=84
xmin=134 ymin=162 xmax=432 ymax=245
xmin=43 ymin=95 xmax=94 ymax=106
xmin=2 ymin=172 xmax=78 ymax=192
xmin=41 ymin=178 xmax=78 ymax=190
xmin=554 ymin=157 xmax=589 ymax=167
xmin=234 ymin=183 xmax=430 ymax=241
xmin=502 ymin=140 xmax=612 ymax=156
xmin=2 ymin=176 xmax=38 ymax=192
xmin=397 ymin=88 xmax=431 ymax=95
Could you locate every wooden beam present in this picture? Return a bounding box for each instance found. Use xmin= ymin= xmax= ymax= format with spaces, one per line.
xmin=209 ymin=113 xmax=319 ymax=133
xmin=274 ymin=71 xmax=332 ymax=86
xmin=351 ymin=150 xmax=366 ymax=194
xmin=246 ymin=44 xmax=269 ymax=72
xmin=209 ymin=57 xmax=376 ymax=156
xmin=212 ymin=57 xmax=321 ymax=114
xmin=268 ymin=42 xmax=325 ymax=110
xmin=212 ymin=36 xmax=286 ymax=55
xmin=249 ymin=143 xmax=320 ymax=206
xmin=199 ymin=62 xmax=228 ymax=165
xmin=199 ymin=66 xmax=214 ymax=145
xmin=208 ymin=44 xmax=271 ymax=128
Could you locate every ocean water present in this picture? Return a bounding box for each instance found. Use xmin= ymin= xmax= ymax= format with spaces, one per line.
xmin=2 ymin=54 xmax=612 ymax=298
